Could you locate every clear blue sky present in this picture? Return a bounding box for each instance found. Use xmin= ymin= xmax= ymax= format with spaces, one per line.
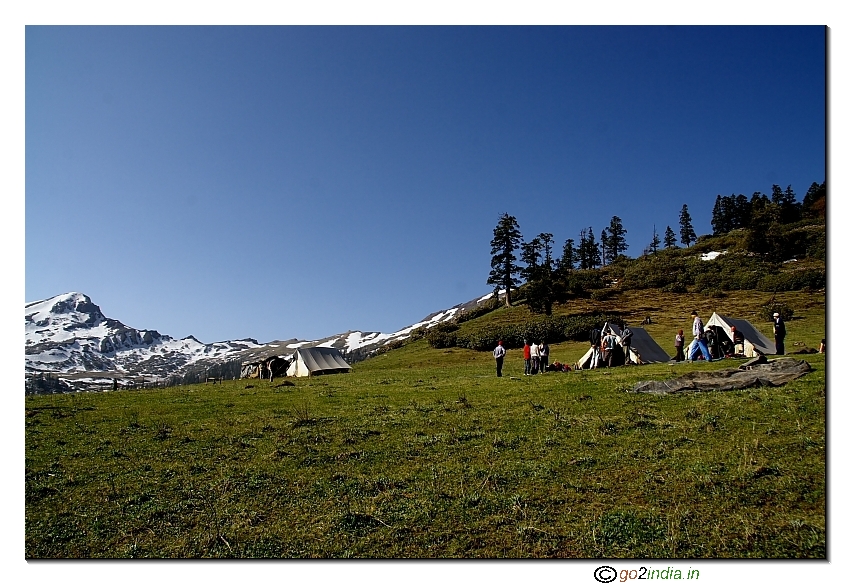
xmin=25 ymin=26 xmax=825 ymax=344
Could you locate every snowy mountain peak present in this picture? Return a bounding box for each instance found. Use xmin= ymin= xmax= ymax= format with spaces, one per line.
xmin=25 ymin=289 xmax=501 ymax=392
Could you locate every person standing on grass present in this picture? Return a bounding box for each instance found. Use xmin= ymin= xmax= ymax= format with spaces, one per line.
xmin=493 ymin=341 xmax=506 ymax=377
xmin=773 ymin=312 xmax=786 ymax=355
xmin=674 ymin=329 xmax=685 ymax=361
xmin=589 ymin=325 xmax=602 ymax=369
xmin=523 ymin=340 xmax=532 ymax=376
xmin=688 ymin=311 xmax=712 ymax=361
xmin=601 ymin=329 xmax=619 ymax=368
xmin=621 ymin=322 xmax=633 ymax=364
xmin=539 ymin=341 xmax=550 ymax=373
xmin=530 ymin=340 xmax=540 ymax=375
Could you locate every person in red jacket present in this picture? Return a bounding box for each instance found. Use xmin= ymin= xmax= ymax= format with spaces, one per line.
xmin=523 ymin=340 xmax=532 ymax=375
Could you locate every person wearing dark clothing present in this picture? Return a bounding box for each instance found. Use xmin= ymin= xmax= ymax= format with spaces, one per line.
xmin=493 ymin=341 xmax=506 ymax=377
xmin=731 ymin=326 xmax=745 ymax=355
xmin=621 ymin=323 xmax=633 ymax=364
xmin=674 ymin=329 xmax=685 ymax=362
xmin=773 ymin=313 xmax=786 ymax=355
xmin=601 ymin=330 xmax=619 ymax=368
xmin=539 ymin=341 xmax=550 ymax=373
xmin=705 ymin=328 xmax=718 ymax=359
xmin=589 ymin=326 xmax=602 ymax=369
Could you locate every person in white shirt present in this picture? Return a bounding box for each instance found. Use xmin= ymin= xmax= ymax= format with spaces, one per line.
xmin=493 ymin=341 xmax=506 ymax=377
xmin=530 ymin=341 xmax=540 ymax=375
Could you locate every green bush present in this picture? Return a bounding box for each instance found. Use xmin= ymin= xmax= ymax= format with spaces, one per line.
xmin=425 ymin=322 xmax=459 ymax=349
xmin=454 ymin=313 xmax=624 ymax=351
xmin=757 ymin=268 xmax=825 ymax=292
xmin=455 ymin=303 xmax=497 ymax=324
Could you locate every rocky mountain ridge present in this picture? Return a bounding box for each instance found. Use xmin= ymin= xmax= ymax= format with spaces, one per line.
xmin=25 ymin=290 xmax=501 ymax=391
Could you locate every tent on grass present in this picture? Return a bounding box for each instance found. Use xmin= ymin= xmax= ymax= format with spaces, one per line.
xmin=705 ymin=312 xmax=775 ymax=357
xmin=240 ymin=355 xmax=292 ymax=380
xmin=576 ymin=322 xmax=670 ymax=369
xmin=286 ymin=347 xmax=352 ymax=377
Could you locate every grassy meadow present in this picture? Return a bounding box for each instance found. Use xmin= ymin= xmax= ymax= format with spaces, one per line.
xmin=25 ymin=290 xmax=825 ymax=558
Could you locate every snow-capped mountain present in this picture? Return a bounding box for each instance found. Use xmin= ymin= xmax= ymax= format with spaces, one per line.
xmin=25 ymin=290 xmax=503 ymax=391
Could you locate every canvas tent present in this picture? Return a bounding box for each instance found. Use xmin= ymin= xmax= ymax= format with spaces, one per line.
xmin=240 ymin=355 xmax=292 ymax=380
xmin=576 ymin=322 xmax=670 ymax=368
xmin=705 ymin=312 xmax=775 ymax=357
xmin=286 ymin=347 xmax=352 ymax=377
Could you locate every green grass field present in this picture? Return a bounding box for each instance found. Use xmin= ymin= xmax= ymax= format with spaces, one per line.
xmin=25 ymin=290 xmax=825 ymax=558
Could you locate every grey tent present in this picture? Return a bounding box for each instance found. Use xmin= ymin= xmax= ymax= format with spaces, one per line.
xmin=705 ymin=312 xmax=775 ymax=357
xmin=576 ymin=323 xmax=670 ymax=368
xmin=286 ymin=347 xmax=352 ymax=377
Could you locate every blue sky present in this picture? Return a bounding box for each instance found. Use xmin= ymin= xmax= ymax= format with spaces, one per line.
xmin=25 ymin=25 xmax=825 ymax=343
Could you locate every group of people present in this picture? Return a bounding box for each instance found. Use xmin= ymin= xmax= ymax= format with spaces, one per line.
xmin=491 ymin=310 xmax=797 ymax=377
xmin=587 ymin=323 xmax=633 ymax=369
xmin=675 ymin=310 xmax=788 ymax=362
xmin=492 ymin=338 xmax=572 ymax=377
xmin=521 ymin=340 xmax=550 ymax=375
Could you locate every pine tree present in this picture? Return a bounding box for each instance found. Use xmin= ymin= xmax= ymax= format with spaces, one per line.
xmin=487 ymin=213 xmax=523 ymax=306
xmin=779 ymin=184 xmax=801 ymax=224
xmin=539 ymin=233 xmax=554 ymax=273
xmin=599 ymin=229 xmax=610 ymax=266
xmin=524 ymin=232 xmax=556 ymax=315
xmin=577 ymin=229 xmax=589 ymax=270
xmin=663 ymin=225 xmax=677 ymax=249
xmin=585 ymin=227 xmax=601 ymax=269
xmin=520 ymin=236 xmax=543 ymax=281
xmin=679 ymin=204 xmax=696 ymax=247
xmin=802 ymin=181 xmax=826 ymax=219
xmin=558 ymin=238 xmax=576 ymax=272
xmin=606 ymin=216 xmax=628 ymax=259
xmin=649 ymin=225 xmax=661 ymax=254
xmin=711 ymin=195 xmax=724 ymax=235
xmin=734 ymin=194 xmax=752 ymax=228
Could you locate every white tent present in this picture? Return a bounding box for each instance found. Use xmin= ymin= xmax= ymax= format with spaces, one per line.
xmin=576 ymin=322 xmax=670 ymax=368
xmin=286 ymin=347 xmax=352 ymax=377
xmin=705 ymin=312 xmax=775 ymax=357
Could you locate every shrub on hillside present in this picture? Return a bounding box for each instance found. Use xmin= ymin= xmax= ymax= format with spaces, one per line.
xmin=620 ymin=255 xmax=693 ymax=290
xmin=425 ymin=322 xmax=459 ymax=349
xmin=453 ymin=313 xmax=624 ymax=351
xmin=757 ymin=268 xmax=825 ymax=292
xmin=455 ymin=304 xmax=496 ymax=324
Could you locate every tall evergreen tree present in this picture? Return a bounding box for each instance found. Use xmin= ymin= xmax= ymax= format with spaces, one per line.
xmin=711 ymin=195 xmax=725 ymax=235
xmin=606 ymin=216 xmax=628 ymax=259
xmin=735 ymin=194 xmax=752 ymax=228
xmin=520 ymin=236 xmax=542 ymax=281
xmin=779 ymin=184 xmax=801 ymax=224
xmin=558 ymin=238 xmax=576 ymax=272
xmin=524 ymin=232 xmax=556 ymax=315
xmin=584 ymin=227 xmax=601 ymax=269
xmin=663 ymin=225 xmax=677 ymax=249
xmin=751 ymin=191 xmax=769 ymax=214
xmin=802 ymin=181 xmax=826 ymax=219
xmin=487 ymin=213 xmax=523 ymax=306
xmin=577 ymin=229 xmax=589 ymax=270
xmin=599 ymin=229 xmax=610 ymax=266
xmin=649 ymin=225 xmax=661 ymax=254
xmin=539 ymin=233 xmax=554 ymax=273
xmin=771 ymin=184 xmax=784 ymax=205
xmin=679 ymin=204 xmax=696 ymax=247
